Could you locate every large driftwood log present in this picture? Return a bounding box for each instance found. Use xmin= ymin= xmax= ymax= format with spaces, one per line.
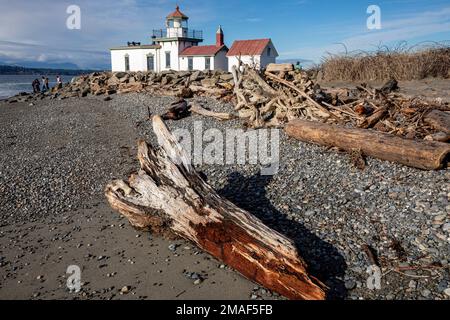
xmin=266 ymin=63 xmax=294 ymax=73
xmin=286 ymin=119 xmax=450 ymax=170
xmin=425 ymin=110 xmax=450 ymax=134
xmin=105 ymin=116 xmax=326 ymax=300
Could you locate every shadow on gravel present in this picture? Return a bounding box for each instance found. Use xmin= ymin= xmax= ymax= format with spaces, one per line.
xmin=217 ymin=171 xmax=348 ymax=300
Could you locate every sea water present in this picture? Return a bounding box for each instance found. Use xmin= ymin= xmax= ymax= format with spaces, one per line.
xmin=0 ymin=74 xmax=58 ymax=99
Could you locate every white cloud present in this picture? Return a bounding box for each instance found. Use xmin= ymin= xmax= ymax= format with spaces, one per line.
xmin=0 ymin=0 xmax=214 ymax=69
xmin=280 ymin=5 xmax=450 ymax=62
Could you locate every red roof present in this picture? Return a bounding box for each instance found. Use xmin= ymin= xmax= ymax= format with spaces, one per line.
xmin=180 ymin=45 xmax=227 ymax=56
xmin=167 ymin=6 xmax=188 ymax=19
xmin=227 ymin=39 xmax=271 ymax=57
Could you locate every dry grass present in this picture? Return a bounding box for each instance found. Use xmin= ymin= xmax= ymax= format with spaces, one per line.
xmin=315 ymin=42 xmax=450 ymax=82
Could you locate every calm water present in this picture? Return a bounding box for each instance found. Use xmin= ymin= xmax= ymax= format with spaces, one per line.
xmin=0 ymin=74 xmax=64 ymax=99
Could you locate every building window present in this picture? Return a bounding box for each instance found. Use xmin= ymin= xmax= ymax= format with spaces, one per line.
xmin=188 ymin=57 xmax=193 ymax=71
xmin=205 ymin=57 xmax=211 ymax=70
xmin=124 ymin=55 xmax=130 ymax=71
xmin=267 ymin=47 xmax=271 ymax=56
xmin=147 ymin=54 xmax=154 ymax=71
xmin=165 ymin=52 xmax=171 ymax=69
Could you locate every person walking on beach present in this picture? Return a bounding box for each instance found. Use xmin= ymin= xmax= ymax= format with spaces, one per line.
xmin=41 ymin=76 xmax=47 ymax=92
xmin=45 ymin=77 xmax=50 ymax=91
xmin=56 ymin=75 xmax=63 ymax=89
xmin=32 ymin=79 xmax=40 ymax=93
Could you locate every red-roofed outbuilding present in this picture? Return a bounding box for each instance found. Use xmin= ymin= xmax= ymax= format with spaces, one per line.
xmin=227 ymin=38 xmax=278 ymax=72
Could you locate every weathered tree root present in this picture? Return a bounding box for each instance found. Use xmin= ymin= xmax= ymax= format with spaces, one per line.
xmin=105 ymin=116 xmax=327 ymax=300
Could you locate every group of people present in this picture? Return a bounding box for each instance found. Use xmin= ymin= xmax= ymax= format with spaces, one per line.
xmin=32 ymin=75 xmax=63 ymax=94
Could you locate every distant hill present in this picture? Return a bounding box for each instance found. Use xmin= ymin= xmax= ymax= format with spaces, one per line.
xmin=277 ymin=58 xmax=316 ymax=69
xmin=17 ymin=61 xmax=81 ymax=70
xmin=0 ymin=64 xmax=103 ymax=76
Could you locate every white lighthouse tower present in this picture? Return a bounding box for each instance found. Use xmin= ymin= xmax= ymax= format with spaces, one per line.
xmin=152 ymin=6 xmax=204 ymax=71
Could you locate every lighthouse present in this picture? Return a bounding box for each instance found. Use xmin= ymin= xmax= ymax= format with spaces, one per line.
xmin=112 ymin=6 xmax=285 ymax=72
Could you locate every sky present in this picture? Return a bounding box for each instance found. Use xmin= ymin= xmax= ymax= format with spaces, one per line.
xmin=0 ymin=0 xmax=449 ymax=69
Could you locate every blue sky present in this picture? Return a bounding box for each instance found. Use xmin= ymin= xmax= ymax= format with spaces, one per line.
xmin=0 ymin=0 xmax=449 ymax=69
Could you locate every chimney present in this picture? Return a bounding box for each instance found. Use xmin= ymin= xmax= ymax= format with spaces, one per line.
xmin=216 ymin=25 xmax=224 ymax=47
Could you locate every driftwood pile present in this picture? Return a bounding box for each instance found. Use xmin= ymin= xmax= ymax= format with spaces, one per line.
xmin=225 ymin=63 xmax=449 ymax=170
xmin=231 ymin=63 xmax=333 ymax=128
xmin=58 ymin=70 xmax=234 ymax=100
xmin=4 ymin=65 xmax=448 ymax=170
xmin=1 ymin=70 xmax=235 ymax=103
xmin=231 ymin=63 xmax=450 ymax=139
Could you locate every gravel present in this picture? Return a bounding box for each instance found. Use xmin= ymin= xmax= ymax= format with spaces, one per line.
xmin=1 ymin=93 xmax=449 ymax=300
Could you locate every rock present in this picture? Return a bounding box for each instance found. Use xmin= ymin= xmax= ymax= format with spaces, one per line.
xmin=442 ymin=223 xmax=450 ymax=233
xmin=444 ymin=288 xmax=450 ymax=297
xmin=190 ymin=273 xmax=200 ymax=280
xmin=104 ymin=96 xmax=112 ymax=101
xmin=193 ymin=279 xmax=202 ymax=285
xmin=344 ymin=279 xmax=356 ymax=290
xmin=424 ymin=132 xmax=450 ymax=142
xmin=421 ymin=289 xmax=431 ymax=298
xmin=168 ymin=244 xmax=178 ymax=251
xmin=120 ymin=286 xmax=130 ymax=294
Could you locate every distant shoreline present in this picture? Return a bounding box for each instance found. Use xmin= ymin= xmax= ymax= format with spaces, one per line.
xmin=0 ymin=65 xmax=105 ymax=76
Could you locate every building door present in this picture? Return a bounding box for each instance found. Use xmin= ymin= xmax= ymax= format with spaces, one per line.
xmin=124 ymin=55 xmax=130 ymax=71
xmin=147 ymin=55 xmax=154 ymax=71
xmin=205 ymin=57 xmax=211 ymax=70
xmin=165 ymin=52 xmax=171 ymax=69
xmin=188 ymin=57 xmax=193 ymax=71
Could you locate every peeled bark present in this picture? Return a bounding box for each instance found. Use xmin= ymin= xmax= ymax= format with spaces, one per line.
xmin=286 ymin=119 xmax=450 ymax=170
xmin=105 ymin=116 xmax=327 ymax=300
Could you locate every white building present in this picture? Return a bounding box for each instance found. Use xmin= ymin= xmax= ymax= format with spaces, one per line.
xmin=110 ymin=6 xmax=228 ymax=72
xmin=227 ymin=39 xmax=279 ymax=72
